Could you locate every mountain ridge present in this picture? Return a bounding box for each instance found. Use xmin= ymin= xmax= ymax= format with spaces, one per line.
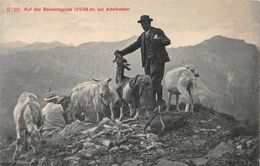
xmin=0 ymin=35 xmax=258 ymax=143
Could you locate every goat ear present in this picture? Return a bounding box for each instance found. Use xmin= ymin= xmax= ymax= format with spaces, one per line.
xmin=107 ymin=78 xmax=112 ymax=83
xmin=92 ymin=78 xmax=100 ymax=82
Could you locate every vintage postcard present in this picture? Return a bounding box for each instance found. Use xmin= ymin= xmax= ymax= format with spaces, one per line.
xmin=0 ymin=0 xmax=259 ymax=165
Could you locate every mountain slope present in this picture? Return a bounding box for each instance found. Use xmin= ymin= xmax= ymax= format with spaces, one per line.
xmin=0 ymin=35 xmax=258 ymax=143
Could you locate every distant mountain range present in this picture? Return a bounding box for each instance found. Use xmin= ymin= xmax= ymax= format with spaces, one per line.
xmin=1 ymin=41 xmax=28 ymax=48
xmin=0 ymin=41 xmax=73 ymax=54
xmin=0 ymin=35 xmax=259 ymax=142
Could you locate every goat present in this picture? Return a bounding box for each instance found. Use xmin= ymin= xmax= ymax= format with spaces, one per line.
xmin=60 ymin=78 xmax=119 ymax=123
xmin=12 ymin=92 xmax=43 ymax=160
xmin=114 ymin=53 xmax=155 ymax=120
xmin=165 ymin=65 xmax=199 ymax=113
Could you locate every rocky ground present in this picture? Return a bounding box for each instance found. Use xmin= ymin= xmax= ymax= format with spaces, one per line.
xmin=0 ymin=104 xmax=258 ymax=166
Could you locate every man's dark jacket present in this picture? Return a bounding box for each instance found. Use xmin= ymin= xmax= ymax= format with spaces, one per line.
xmin=120 ymin=27 xmax=171 ymax=67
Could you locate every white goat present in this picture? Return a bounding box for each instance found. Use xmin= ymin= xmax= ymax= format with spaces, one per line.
xmin=165 ymin=65 xmax=199 ymax=113
xmin=66 ymin=78 xmax=119 ymax=122
xmin=13 ymin=92 xmax=43 ymax=160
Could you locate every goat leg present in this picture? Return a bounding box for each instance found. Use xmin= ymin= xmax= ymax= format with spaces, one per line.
xmin=185 ymin=103 xmax=190 ymax=113
xmin=146 ymin=108 xmax=149 ymax=117
xmin=185 ymin=96 xmax=193 ymax=113
xmin=166 ymin=92 xmax=172 ymax=112
xmin=110 ymin=104 xmax=115 ymax=121
xmin=12 ymin=138 xmax=21 ymax=160
xmin=119 ymin=106 xmax=123 ymax=121
xmin=133 ymin=107 xmax=140 ymax=120
xmin=13 ymin=124 xmax=22 ymax=160
xmin=176 ymin=94 xmax=180 ymax=112
xmin=128 ymin=103 xmax=134 ymax=117
xmin=96 ymin=112 xmax=100 ymax=122
xmin=190 ymin=99 xmax=194 ymax=113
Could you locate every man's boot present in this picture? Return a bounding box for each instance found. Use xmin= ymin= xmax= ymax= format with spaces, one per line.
xmin=157 ymin=87 xmax=166 ymax=109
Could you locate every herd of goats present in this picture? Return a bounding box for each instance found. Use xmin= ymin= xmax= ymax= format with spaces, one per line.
xmin=11 ymin=54 xmax=199 ymax=159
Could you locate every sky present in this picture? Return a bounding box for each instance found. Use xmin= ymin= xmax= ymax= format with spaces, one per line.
xmin=0 ymin=0 xmax=259 ymax=47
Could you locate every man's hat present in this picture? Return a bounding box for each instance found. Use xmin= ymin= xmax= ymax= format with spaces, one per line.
xmin=44 ymin=91 xmax=59 ymax=101
xmin=137 ymin=15 xmax=153 ymax=23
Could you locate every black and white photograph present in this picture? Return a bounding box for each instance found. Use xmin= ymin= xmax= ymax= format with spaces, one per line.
xmin=0 ymin=0 xmax=259 ymax=165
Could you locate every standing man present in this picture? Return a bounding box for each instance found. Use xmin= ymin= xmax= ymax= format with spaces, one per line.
xmin=115 ymin=15 xmax=171 ymax=105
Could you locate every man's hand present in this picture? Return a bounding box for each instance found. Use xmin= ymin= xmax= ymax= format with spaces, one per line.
xmin=153 ymin=34 xmax=161 ymax=40
xmin=114 ymin=50 xmax=122 ymax=56
xmin=152 ymin=36 xmax=162 ymax=45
